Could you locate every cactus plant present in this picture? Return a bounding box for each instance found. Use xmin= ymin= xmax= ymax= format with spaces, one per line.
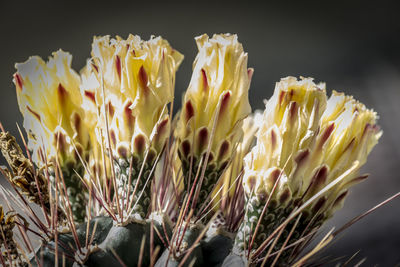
xmin=0 ymin=32 xmax=396 ymax=267
xmin=225 ymin=77 xmax=382 ymax=266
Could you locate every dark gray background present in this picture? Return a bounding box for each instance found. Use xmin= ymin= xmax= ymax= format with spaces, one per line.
xmin=1 ymin=0 xmax=399 ymax=265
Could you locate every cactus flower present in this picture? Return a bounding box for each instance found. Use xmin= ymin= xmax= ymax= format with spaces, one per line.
xmin=83 ymin=35 xmax=183 ymax=219
xmin=84 ymin=35 xmax=183 ymax=161
xmin=236 ymin=76 xmax=382 ymax=259
xmin=14 ymin=51 xmax=90 ymax=167
xmin=176 ymin=34 xmax=252 ymax=211
xmin=14 ymin=50 xmax=91 ymax=222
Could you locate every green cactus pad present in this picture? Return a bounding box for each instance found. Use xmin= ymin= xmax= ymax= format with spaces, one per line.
xmin=29 ymin=215 xmax=171 ymax=266
xmin=221 ymin=253 xmax=247 ymax=267
xmin=155 ymin=224 xmax=204 ymax=267
xmin=201 ymin=233 xmax=233 ymax=267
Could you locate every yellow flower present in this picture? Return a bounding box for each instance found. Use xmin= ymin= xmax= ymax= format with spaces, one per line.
xmin=243 ymin=76 xmax=381 ymax=216
xmin=83 ymin=35 xmax=183 ymax=160
xmin=176 ymin=33 xmax=252 ymax=174
xmin=14 ymin=50 xmax=90 ymax=167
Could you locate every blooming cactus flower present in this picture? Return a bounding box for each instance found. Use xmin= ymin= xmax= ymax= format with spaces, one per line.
xmin=82 ymin=35 xmax=183 ymax=161
xmin=81 ymin=35 xmax=183 ymax=219
xmin=176 ymin=34 xmax=252 ymax=204
xmin=14 ymin=50 xmax=90 ymax=168
xmin=236 ymin=76 xmax=382 ymax=255
xmin=243 ymin=76 xmax=381 ymax=214
xmin=14 ymin=50 xmax=91 ymax=222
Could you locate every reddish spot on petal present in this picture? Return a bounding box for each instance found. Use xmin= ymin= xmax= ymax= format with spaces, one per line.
xmin=332 ymin=190 xmax=348 ymax=208
xmin=197 ymin=127 xmax=209 ymax=151
xmin=134 ymin=135 xmax=146 ymax=156
xmin=107 ymin=101 xmax=115 ymax=118
xmin=289 ymin=88 xmax=294 ymax=99
xmin=270 ymin=168 xmax=281 ymax=185
xmin=247 ymin=68 xmax=254 ymax=80
xmin=84 ymin=90 xmax=96 ymax=104
xmin=117 ymin=146 xmax=128 ymax=159
xmin=156 ymin=118 xmax=169 ymax=137
xmin=270 ymin=129 xmax=277 ymax=150
xmin=26 ymin=106 xmax=41 ymax=122
xmin=279 ymin=188 xmax=291 ymax=204
xmin=181 ymin=140 xmax=191 ymax=158
xmin=115 ymin=55 xmax=121 ymax=81
xmin=289 ymin=101 xmax=298 ymax=119
xmin=91 ymin=63 xmax=99 ymax=73
xmin=54 ymin=131 xmax=66 ymax=153
xmin=312 ymin=197 xmax=326 ymax=213
xmin=218 ymin=140 xmax=230 ymax=161
xmin=73 ymin=113 xmax=82 ymax=136
xmin=295 ymin=149 xmax=310 ymax=165
xmin=124 ymin=101 xmax=135 ymax=128
xmin=311 ymin=165 xmax=328 ymax=190
xmin=110 ymin=130 xmax=116 ymax=146
xmin=319 ymin=123 xmax=335 ymax=148
xmin=14 ymin=73 xmax=23 ymax=89
xmin=207 ymin=152 xmax=214 ymax=163
xmin=219 ymin=91 xmax=231 ymax=116
xmin=138 ymin=66 xmax=149 ymax=94
xmin=201 ymin=68 xmax=208 ymax=91
xmin=57 ymin=83 xmax=68 ymax=107
xmin=279 ymin=91 xmax=286 ymax=105
xmin=185 ymin=100 xmax=194 ymax=123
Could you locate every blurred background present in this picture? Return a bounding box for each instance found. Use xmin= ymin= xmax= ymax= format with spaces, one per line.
xmin=0 ymin=0 xmax=399 ymax=265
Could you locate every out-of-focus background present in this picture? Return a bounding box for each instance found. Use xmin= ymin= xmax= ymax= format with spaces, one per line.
xmin=0 ymin=0 xmax=399 ymax=265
